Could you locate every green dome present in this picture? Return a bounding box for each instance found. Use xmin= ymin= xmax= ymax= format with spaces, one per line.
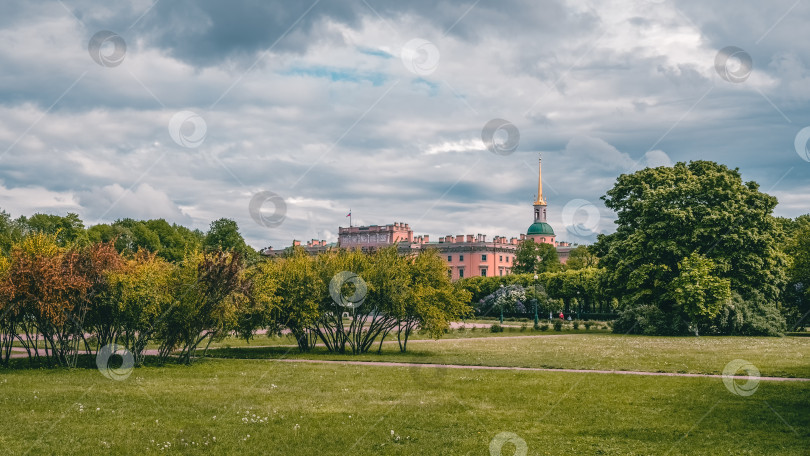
xmin=527 ymin=222 xmax=555 ymax=236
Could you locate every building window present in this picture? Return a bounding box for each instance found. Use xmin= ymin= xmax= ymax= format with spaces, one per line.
xmin=458 ymin=268 xmax=464 ymax=278
xmin=481 ymin=254 xmax=487 ymax=261
xmin=499 ymin=255 xmax=503 ymax=262
xmin=506 ymin=256 xmax=510 ymax=263
xmin=480 ymin=268 xmax=487 ymax=277
xmin=459 ymin=254 xmax=464 ymax=261
xmin=447 ymin=255 xmax=452 ymax=262
xmin=500 ymin=269 xmax=504 ymax=276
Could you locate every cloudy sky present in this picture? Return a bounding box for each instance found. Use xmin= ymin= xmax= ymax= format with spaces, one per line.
xmin=0 ymin=0 xmax=808 ymax=249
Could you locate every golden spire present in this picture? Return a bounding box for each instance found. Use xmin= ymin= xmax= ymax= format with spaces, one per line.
xmin=535 ymin=153 xmax=547 ymax=205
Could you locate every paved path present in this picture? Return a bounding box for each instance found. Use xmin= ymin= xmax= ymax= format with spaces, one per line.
xmin=269 ymin=358 xmax=810 ymax=382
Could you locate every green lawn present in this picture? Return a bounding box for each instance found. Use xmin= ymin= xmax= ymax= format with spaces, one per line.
xmin=209 ymin=333 xmax=810 ymax=378
xmin=2 ymin=334 xmax=808 ymax=455
xmin=1 ymin=357 xmax=807 ymax=455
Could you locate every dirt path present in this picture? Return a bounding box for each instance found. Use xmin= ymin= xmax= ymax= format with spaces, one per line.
xmin=269 ymin=358 xmax=810 ymax=382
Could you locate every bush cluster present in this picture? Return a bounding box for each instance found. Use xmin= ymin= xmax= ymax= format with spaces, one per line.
xmin=0 ymin=233 xmax=472 ymax=367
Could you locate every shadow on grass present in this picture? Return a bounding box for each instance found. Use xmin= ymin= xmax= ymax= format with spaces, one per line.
xmin=0 ymin=353 xmax=206 ymax=372
xmin=204 ymin=345 xmax=437 ymax=361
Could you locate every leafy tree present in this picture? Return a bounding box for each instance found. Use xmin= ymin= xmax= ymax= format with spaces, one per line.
xmin=108 ymin=219 xmax=164 ymax=254
xmin=21 ymin=213 xmax=88 ymax=247
xmin=565 ymin=245 xmax=598 ymax=270
xmin=204 ymin=218 xmax=256 ymax=262
xmin=158 ymin=250 xmax=248 ymax=364
xmin=512 ymin=239 xmax=560 ymax=274
xmin=0 ymin=252 xmax=13 ymax=364
xmin=146 ymin=219 xmax=203 ymax=263
xmin=313 ymin=247 xmax=376 ymax=354
xmin=0 ymin=209 xmax=25 ymax=254
xmin=87 ymin=223 xmax=136 ymax=253
xmin=74 ymin=241 xmax=123 ymax=355
xmin=0 ymin=234 xmax=91 ymax=366
xmin=274 ymin=247 xmax=323 ymax=351
xmin=90 ymin=219 xmax=204 ymax=262
xmin=396 ymin=249 xmax=471 ymax=352
xmin=669 ymin=253 xmax=731 ymax=335
xmin=238 ymin=258 xmax=282 ymax=342
xmin=595 ymin=161 xmax=787 ymax=335
xmin=784 ymin=215 xmax=810 ymax=328
xmin=102 ymin=252 xmax=174 ymax=365
xmin=333 ymin=247 xmax=399 ymax=354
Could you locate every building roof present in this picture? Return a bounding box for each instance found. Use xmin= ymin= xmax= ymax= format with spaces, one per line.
xmin=527 ymin=221 xmax=555 ymax=236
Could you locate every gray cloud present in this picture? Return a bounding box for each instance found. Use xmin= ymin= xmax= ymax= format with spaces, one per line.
xmin=0 ymin=0 xmax=807 ymax=250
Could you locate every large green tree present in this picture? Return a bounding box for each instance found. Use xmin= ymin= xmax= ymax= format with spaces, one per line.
xmin=396 ymin=249 xmax=471 ymax=351
xmin=784 ymin=215 xmax=810 ymax=328
xmin=564 ymin=245 xmax=598 ymax=270
xmin=203 ymin=218 xmax=256 ymax=262
xmin=595 ymin=161 xmax=787 ymax=335
xmin=512 ymin=239 xmax=560 ymax=274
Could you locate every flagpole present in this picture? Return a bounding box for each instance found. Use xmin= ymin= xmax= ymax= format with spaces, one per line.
xmin=349 ymin=209 xmax=352 ymax=227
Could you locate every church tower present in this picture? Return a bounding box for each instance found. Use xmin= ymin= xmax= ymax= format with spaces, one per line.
xmin=526 ymin=154 xmax=556 ymax=244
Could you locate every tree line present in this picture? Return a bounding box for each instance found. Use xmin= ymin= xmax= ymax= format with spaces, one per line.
xmin=0 ymin=212 xmax=470 ymax=367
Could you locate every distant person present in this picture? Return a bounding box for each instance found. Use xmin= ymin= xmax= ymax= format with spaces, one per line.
xmin=567 ymin=316 xmax=572 ymax=321
xmin=559 ymin=312 xmax=564 ymax=320
xmin=549 ymin=312 xmax=553 ymax=320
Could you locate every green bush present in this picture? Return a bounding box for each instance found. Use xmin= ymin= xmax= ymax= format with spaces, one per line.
xmin=520 ymin=324 xmax=527 ymax=332
xmin=711 ymin=292 xmax=786 ymax=336
xmin=613 ymin=305 xmax=688 ymax=335
xmin=584 ymin=322 xmax=592 ymax=330
xmin=490 ymin=324 xmax=504 ymax=333
xmin=539 ymin=323 xmax=549 ymax=331
xmin=573 ymin=321 xmax=580 ymax=330
xmin=613 ymin=292 xmax=786 ymax=336
xmin=553 ymin=320 xmax=562 ymax=331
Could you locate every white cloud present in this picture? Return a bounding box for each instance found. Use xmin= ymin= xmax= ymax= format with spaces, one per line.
xmin=77 ymin=183 xmax=189 ymax=224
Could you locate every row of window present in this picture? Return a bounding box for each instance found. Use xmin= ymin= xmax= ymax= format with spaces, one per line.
xmin=446 ymin=254 xmax=511 ymax=263
xmin=451 ymin=268 xmax=509 ymax=279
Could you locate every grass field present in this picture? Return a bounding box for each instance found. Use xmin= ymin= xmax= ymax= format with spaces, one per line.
xmin=2 ymin=334 xmax=808 ymax=455
xmin=209 ymin=333 xmax=810 ymax=378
